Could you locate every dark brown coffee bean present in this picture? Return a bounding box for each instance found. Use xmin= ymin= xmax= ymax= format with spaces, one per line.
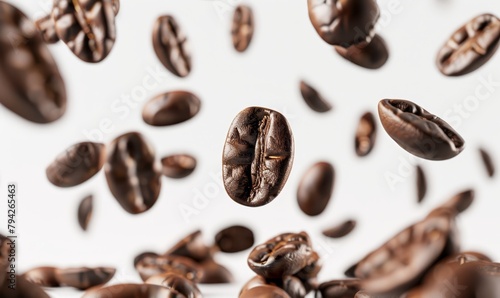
xmin=344 ymin=263 xmax=357 ymax=278
xmin=299 ymin=81 xmax=332 ymax=113
xmin=248 ymin=232 xmax=313 ymax=279
xmin=240 ymin=285 xmax=291 ymax=298
xmin=46 ymin=142 xmax=105 ymax=187
xmin=437 ymin=14 xmax=500 ymax=76
xmin=317 ymin=279 xmax=361 ymax=298
xmin=241 ymin=275 xmax=307 ymax=298
xmin=133 ymin=251 xmax=159 ymax=267
xmin=355 ymin=112 xmax=377 ymax=157
xmin=0 ymin=2 xmax=66 ymax=124
xmin=22 ymin=267 xmax=59 ymax=287
xmin=153 ymin=15 xmax=191 ymax=77
xmin=161 ymin=154 xmax=197 ymax=179
xmin=223 ymin=107 xmax=294 ymax=207
xmin=142 ymin=91 xmax=201 ymax=127
xmin=35 ymin=15 xmax=59 ymax=44
xmin=479 ymin=148 xmax=495 ymax=177
xmin=335 ymin=35 xmax=389 ymax=69
xmin=146 ymin=273 xmax=202 ymax=298
xmin=197 ymin=259 xmax=234 ymax=284
xmin=214 ymin=225 xmax=255 ymax=253
xmin=82 ymin=283 xmax=183 ymax=298
xmin=434 ymin=189 xmax=474 ymax=215
xmin=104 ymin=132 xmax=161 ymax=214
xmin=322 ymin=220 xmax=356 ymax=239
xmin=77 ymin=195 xmax=93 ymax=231
xmin=55 ymin=267 xmax=115 ymax=290
xmin=135 ymin=254 xmax=200 ymax=282
xmin=378 ymin=99 xmax=465 ymax=160
xmin=295 ymin=251 xmax=322 ymax=281
xmin=307 ymin=0 xmax=379 ymax=47
xmin=232 ymin=5 xmax=254 ymax=52
xmin=0 ymin=274 xmax=50 ymax=298
xmin=52 ymin=0 xmax=116 ymax=63
xmin=416 ymin=165 xmax=427 ymax=204
xmin=297 ymin=162 xmax=335 ymax=216
xmin=165 ymin=230 xmax=212 ymax=263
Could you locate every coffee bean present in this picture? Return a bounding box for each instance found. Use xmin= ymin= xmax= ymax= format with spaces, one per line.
xmin=317 ymin=279 xmax=361 ymax=298
xmin=104 ymin=132 xmax=161 ymax=214
xmin=434 ymin=189 xmax=474 ymax=215
xmin=232 ymin=5 xmax=254 ymax=52
xmin=416 ymin=165 xmax=427 ymax=203
xmin=133 ymin=251 xmax=159 ymax=267
xmin=322 ymin=220 xmax=356 ymax=239
xmin=23 ymin=267 xmax=59 ymax=287
xmin=197 ymin=259 xmax=234 ymax=284
xmin=146 ymin=273 xmax=202 ymax=298
xmin=241 ymin=275 xmax=306 ymax=298
xmin=35 ymin=15 xmax=59 ymax=44
xmin=0 ymin=274 xmax=50 ymax=298
xmin=299 ymin=81 xmax=332 ymax=113
xmin=77 ymin=195 xmax=93 ymax=231
xmin=378 ymin=99 xmax=465 ymax=160
xmin=142 ymin=91 xmax=201 ymax=127
xmin=437 ymin=14 xmax=500 ymax=76
xmin=165 ymin=230 xmax=212 ymax=263
xmin=55 ymin=267 xmax=115 ymax=290
xmin=161 ymin=154 xmax=197 ymax=179
xmin=0 ymin=2 xmax=66 ymax=124
xmin=82 ymin=283 xmax=183 ymax=298
xmin=135 ymin=254 xmax=200 ymax=282
xmin=294 ymin=251 xmax=322 ymax=280
xmin=240 ymin=285 xmax=291 ymax=298
xmin=153 ymin=15 xmax=191 ymax=77
xmin=52 ymin=0 xmax=116 ymax=62
xmin=335 ymin=35 xmax=389 ymax=69
xmin=307 ymin=0 xmax=379 ymax=47
xmin=222 ymin=107 xmax=294 ymax=207
xmin=479 ymin=148 xmax=495 ymax=177
xmin=46 ymin=142 xmax=105 ymax=187
xmin=474 ymin=261 xmax=500 ymax=297
xmin=355 ymin=112 xmax=377 ymax=157
xmin=297 ymin=162 xmax=335 ymax=216
xmin=214 ymin=225 xmax=255 ymax=253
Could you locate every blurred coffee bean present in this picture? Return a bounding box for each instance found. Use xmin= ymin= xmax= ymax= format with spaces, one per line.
xmin=434 ymin=189 xmax=474 ymax=215
xmin=240 ymin=285 xmax=291 ymax=298
xmin=378 ymin=99 xmax=465 ymax=160
xmin=104 ymin=132 xmax=161 ymax=214
xmin=416 ymin=165 xmax=427 ymax=203
xmin=46 ymin=142 xmax=105 ymax=187
xmin=214 ymin=225 xmax=255 ymax=253
xmin=133 ymin=251 xmax=159 ymax=267
xmin=223 ymin=107 xmax=294 ymax=207
xmin=34 ymin=15 xmax=59 ymax=44
xmin=55 ymin=267 xmax=115 ymax=290
xmin=0 ymin=274 xmax=50 ymax=298
xmin=23 ymin=267 xmax=59 ymax=287
xmin=146 ymin=272 xmax=202 ymax=298
xmin=165 ymin=230 xmax=212 ymax=263
xmin=161 ymin=154 xmax=197 ymax=179
xmin=197 ymin=259 xmax=234 ymax=284
xmin=297 ymin=162 xmax=335 ymax=216
xmin=479 ymin=148 xmax=495 ymax=177
xmin=135 ymin=254 xmax=200 ymax=282
xmin=232 ymin=5 xmax=254 ymax=52
xmin=299 ymin=81 xmax=332 ymax=113
xmin=322 ymin=220 xmax=356 ymax=239
xmin=335 ymin=35 xmax=389 ymax=69
xmin=240 ymin=275 xmax=306 ymax=298
xmin=153 ymin=15 xmax=191 ymax=77
xmin=82 ymin=283 xmax=183 ymax=297
xmin=355 ymin=112 xmax=377 ymax=157
xmin=316 ymin=279 xmax=361 ymax=298
xmin=142 ymin=91 xmax=201 ymax=127
xmin=78 ymin=195 xmax=93 ymax=231
xmin=0 ymin=2 xmax=66 ymax=123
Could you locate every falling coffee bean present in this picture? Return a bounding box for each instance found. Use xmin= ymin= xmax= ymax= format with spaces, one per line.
xmin=35 ymin=15 xmax=59 ymax=44
xmin=104 ymin=132 xmax=161 ymax=214
xmin=81 ymin=283 xmax=183 ymax=298
xmin=133 ymin=251 xmax=159 ymax=267
xmin=335 ymin=35 xmax=389 ymax=69
xmin=222 ymin=107 xmax=294 ymax=207
xmin=46 ymin=142 xmax=105 ymax=187
xmin=78 ymin=195 xmax=93 ymax=231
xmin=240 ymin=275 xmax=306 ymax=298
xmin=165 ymin=230 xmax=212 ymax=262
xmin=142 ymin=91 xmax=201 ymax=127
xmin=299 ymin=81 xmax=332 ymax=113
xmin=322 ymin=220 xmax=356 ymax=239
xmin=55 ymin=267 xmax=115 ymax=290
xmin=0 ymin=274 xmax=50 ymax=298
xmin=197 ymin=259 xmax=234 ymax=284
xmin=161 ymin=154 xmax=197 ymax=179
xmin=437 ymin=14 xmax=500 ymax=76
xmin=295 ymin=250 xmax=322 ymax=280
xmin=232 ymin=5 xmax=254 ymax=52
xmin=435 ymin=189 xmax=474 ymax=215
xmin=153 ymin=15 xmax=191 ymax=77
xmin=355 ymin=112 xmax=377 ymax=157
xmin=317 ymin=279 xmax=361 ymax=298
xmin=479 ymin=148 xmax=495 ymax=177
xmin=135 ymin=254 xmax=200 ymax=282
xmin=378 ymin=99 xmax=465 ymax=160
xmin=23 ymin=267 xmax=59 ymax=287
xmin=146 ymin=273 xmax=202 ymax=298
xmin=0 ymin=2 xmax=67 ymax=124
xmin=240 ymin=285 xmax=291 ymax=298
xmin=416 ymin=165 xmax=427 ymax=203
xmin=297 ymin=162 xmax=335 ymax=216
xmin=214 ymin=225 xmax=255 ymax=253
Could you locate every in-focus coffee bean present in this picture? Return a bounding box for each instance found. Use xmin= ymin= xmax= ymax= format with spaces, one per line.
xmin=322 ymin=220 xmax=356 ymax=239
xmin=23 ymin=267 xmax=59 ymax=287
xmin=335 ymin=35 xmax=389 ymax=69
xmin=240 ymin=275 xmax=307 ymax=298
xmin=355 ymin=112 xmax=377 ymax=157
xmin=165 ymin=230 xmax=212 ymax=263
xmin=142 ymin=91 xmax=201 ymax=126
xmin=197 ymin=259 xmax=234 ymax=284
xmin=153 ymin=15 xmax=191 ymax=77
xmin=35 ymin=15 xmax=59 ymax=44
xmin=232 ymin=5 xmax=254 ymax=52
xmin=78 ymin=195 xmax=93 ymax=231
xmin=416 ymin=165 xmax=427 ymax=203
xmin=82 ymin=283 xmax=183 ymax=298
xmin=437 ymin=14 xmax=500 ymax=76
xmin=146 ymin=272 xmax=202 ymax=298
xmin=55 ymin=267 xmax=115 ymax=290
xmin=104 ymin=132 xmax=161 ymax=214
xmin=161 ymin=154 xmax=197 ymax=179
xmin=297 ymin=162 xmax=335 ymax=216
xmin=378 ymin=99 xmax=465 ymax=160
xmin=223 ymin=107 xmax=294 ymax=207
xmin=0 ymin=2 xmax=66 ymax=123
xmin=214 ymin=225 xmax=255 ymax=253
xmin=135 ymin=254 xmax=200 ymax=282
xmin=479 ymin=148 xmax=495 ymax=177
xmin=299 ymin=81 xmax=332 ymax=113
xmin=317 ymin=279 xmax=361 ymax=298
xmin=240 ymin=285 xmax=291 ymax=298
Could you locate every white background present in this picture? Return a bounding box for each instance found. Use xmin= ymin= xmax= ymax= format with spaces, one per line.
xmin=1 ymin=0 xmax=500 ymax=297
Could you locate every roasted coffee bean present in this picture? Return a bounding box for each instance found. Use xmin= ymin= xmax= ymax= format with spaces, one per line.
xmin=474 ymin=261 xmax=500 ymax=297
xmin=232 ymin=5 xmax=254 ymax=52
xmin=214 ymin=225 xmax=255 ymax=253
xmin=23 ymin=267 xmax=59 ymax=287
xmin=335 ymin=35 xmax=389 ymax=69
xmin=46 ymin=142 xmax=105 ymax=187
xmin=295 ymin=250 xmax=322 ymax=280
xmin=355 ymin=112 xmax=377 ymax=157
xmin=322 ymin=220 xmax=356 ymax=238
xmin=55 ymin=267 xmax=115 ymax=290
xmin=223 ymin=107 xmax=294 ymax=207
xmin=82 ymin=283 xmax=183 ymax=298
xmin=241 ymin=275 xmax=307 ymax=298
xmin=434 ymin=189 xmax=474 ymax=215
xmin=104 ymin=132 xmax=161 ymax=214
xmin=378 ymin=99 xmax=465 ymax=160
xmin=78 ymin=195 xmax=93 ymax=231
xmin=142 ymin=91 xmax=201 ymax=127
xmin=416 ymin=165 xmax=427 ymax=203
xmin=437 ymin=14 xmax=500 ymax=76
xmin=161 ymin=154 xmax=197 ymax=179
xmin=153 ymin=15 xmax=191 ymax=77
xmin=146 ymin=272 xmax=202 ymax=298
xmin=35 ymin=15 xmax=59 ymax=44
xmin=52 ymin=0 xmax=116 ymax=62
xmin=197 ymin=259 xmax=234 ymax=284
xmin=317 ymin=279 xmax=361 ymax=298
xmin=297 ymin=162 xmax=335 ymax=216
xmin=0 ymin=274 xmax=50 ymax=298
xmin=307 ymin=0 xmax=379 ymax=47
xmin=248 ymin=232 xmax=313 ymax=278
xmin=299 ymin=81 xmax=332 ymax=113
xmin=135 ymin=254 xmax=200 ymax=282
xmin=240 ymin=285 xmax=292 ymax=298
xmin=479 ymin=148 xmax=495 ymax=177
xmin=0 ymin=2 xmax=66 ymax=123
xmin=134 ymin=252 xmax=160 ymax=267
xmin=165 ymin=230 xmax=212 ymax=263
